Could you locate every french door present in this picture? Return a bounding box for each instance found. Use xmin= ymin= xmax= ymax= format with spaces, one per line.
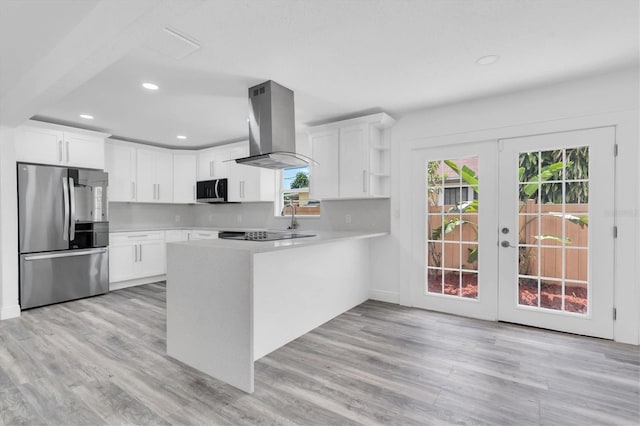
xmin=411 ymin=127 xmax=615 ymax=339
xmin=497 ymin=127 xmax=614 ymax=338
xmin=410 ymin=141 xmax=499 ymax=320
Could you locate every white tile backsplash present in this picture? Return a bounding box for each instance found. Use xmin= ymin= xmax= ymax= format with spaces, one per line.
xmin=109 ymin=199 xmax=390 ymax=232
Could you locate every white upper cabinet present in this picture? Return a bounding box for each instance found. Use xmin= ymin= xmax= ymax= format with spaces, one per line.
xmin=227 ymin=142 xmax=275 ymax=202
xmin=309 ymin=129 xmax=340 ymax=199
xmin=197 ymin=149 xmax=217 ymax=181
xmin=339 ymin=124 xmax=370 ymax=198
xmin=136 ymin=147 xmax=173 ymax=203
xmin=307 ymin=113 xmax=395 ymax=199
xmin=197 ymin=147 xmax=230 ymax=181
xmin=15 ymin=121 xmax=108 ymax=169
xmin=173 ymin=153 xmax=197 ymax=203
xmin=104 ymin=140 xmax=136 ymax=202
xmin=106 ymin=139 xmax=174 ymax=203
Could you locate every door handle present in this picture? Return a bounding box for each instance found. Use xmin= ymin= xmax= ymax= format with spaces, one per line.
xmin=24 ymin=248 xmax=107 ymax=261
xmin=68 ymin=177 xmax=76 ymax=240
xmin=62 ymin=177 xmax=69 ymax=241
xmin=58 ymin=140 xmax=63 ymax=162
xmin=501 ymin=240 xmax=516 ymax=248
xmin=139 ymin=244 xmax=142 ymax=262
xmin=362 ymin=170 xmax=367 ymax=193
xmin=66 ymin=141 xmax=69 ymax=163
xmin=134 ymin=244 xmax=138 ymax=262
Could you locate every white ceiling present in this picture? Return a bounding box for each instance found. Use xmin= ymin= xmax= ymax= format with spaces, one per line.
xmin=2 ymin=0 xmax=638 ymax=149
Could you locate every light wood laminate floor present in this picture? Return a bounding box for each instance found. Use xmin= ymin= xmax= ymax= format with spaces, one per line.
xmin=0 ymin=282 xmax=638 ymax=425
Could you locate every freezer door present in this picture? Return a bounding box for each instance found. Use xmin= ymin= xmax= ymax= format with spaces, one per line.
xmin=18 ymin=164 xmax=69 ymax=253
xmin=20 ymin=248 xmax=109 ymax=309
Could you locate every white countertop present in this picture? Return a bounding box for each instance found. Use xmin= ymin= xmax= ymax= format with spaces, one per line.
xmin=166 ymin=230 xmax=387 ymax=253
xmin=110 ymin=226 xmax=259 ymax=233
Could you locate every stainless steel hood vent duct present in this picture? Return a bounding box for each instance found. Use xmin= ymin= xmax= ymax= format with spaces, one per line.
xmin=235 ymin=80 xmax=313 ymax=170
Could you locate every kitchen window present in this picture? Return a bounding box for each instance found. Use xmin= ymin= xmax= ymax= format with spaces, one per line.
xmin=277 ymin=165 xmax=320 ymax=216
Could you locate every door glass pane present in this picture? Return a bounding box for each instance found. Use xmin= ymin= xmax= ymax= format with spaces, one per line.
xmin=426 ymin=157 xmax=479 ymax=299
xmin=517 ymin=147 xmax=589 ymax=314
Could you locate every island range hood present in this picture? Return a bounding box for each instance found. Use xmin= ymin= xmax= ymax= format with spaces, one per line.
xmin=235 ymin=80 xmax=313 ymax=169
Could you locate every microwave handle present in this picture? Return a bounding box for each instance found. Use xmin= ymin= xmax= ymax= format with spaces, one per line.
xmin=215 ymin=180 xmax=220 ymax=199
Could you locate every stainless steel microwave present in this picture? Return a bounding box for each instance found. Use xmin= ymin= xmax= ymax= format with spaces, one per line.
xmin=196 ymin=178 xmax=228 ymax=203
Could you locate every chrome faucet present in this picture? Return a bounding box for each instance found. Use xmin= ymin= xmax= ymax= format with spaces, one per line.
xmin=281 ymin=203 xmax=298 ymax=230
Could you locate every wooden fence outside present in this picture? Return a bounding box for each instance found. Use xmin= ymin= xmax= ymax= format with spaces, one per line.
xmin=427 ymin=200 xmax=588 ymax=281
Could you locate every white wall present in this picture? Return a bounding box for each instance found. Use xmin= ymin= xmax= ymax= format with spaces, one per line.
xmin=0 ymin=127 xmax=20 ymax=319
xmin=377 ymin=67 xmax=639 ymax=344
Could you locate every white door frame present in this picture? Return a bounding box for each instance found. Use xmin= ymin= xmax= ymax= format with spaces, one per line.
xmin=402 ymin=124 xmax=614 ymax=338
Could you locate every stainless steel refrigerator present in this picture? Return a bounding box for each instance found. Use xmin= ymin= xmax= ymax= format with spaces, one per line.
xmin=18 ymin=163 xmax=109 ymax=309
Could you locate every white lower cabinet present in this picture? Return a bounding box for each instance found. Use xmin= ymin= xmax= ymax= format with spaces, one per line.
xmin=110 ymin=229 xmax=218 ymax=285
xmin=109 ymin=231 xmax=166 ymax=283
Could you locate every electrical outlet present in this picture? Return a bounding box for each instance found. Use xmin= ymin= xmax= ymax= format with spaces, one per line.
xmin=236 ymin=214 xmax=243 ymax=224
xmin=345 ymin=214 xmax=352 ymax=224
xmin=175 ymin=214 xmax=181 ymax=223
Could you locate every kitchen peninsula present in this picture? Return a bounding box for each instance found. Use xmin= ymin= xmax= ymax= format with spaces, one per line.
xmin=166 ymin=231 xmax=385 ymax=393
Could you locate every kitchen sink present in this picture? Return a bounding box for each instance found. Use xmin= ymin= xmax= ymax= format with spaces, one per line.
xmin=218 ymin=230 xmax=316 ymax=241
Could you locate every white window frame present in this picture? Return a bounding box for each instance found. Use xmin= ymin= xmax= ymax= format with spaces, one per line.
xmin=274 ymin=169 xmax=320 ymax=217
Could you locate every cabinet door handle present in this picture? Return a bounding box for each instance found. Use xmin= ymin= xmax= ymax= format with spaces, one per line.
xmin=210 ymin=161 xmax=213 ymax=177
xmin=157 ymin=184 xmax=160 ymax=200
xmin=58 ymin=140 xmax=63 ymax=162
xmin=139 ymin=244 xmax=142 ymax=262
xmin=134 ymin=244 xmax=138 ymax=262
xmin=362 ymin=170 xmax=367 ymax=193
xmin=66 ymin=141 xmax=69 ymax=163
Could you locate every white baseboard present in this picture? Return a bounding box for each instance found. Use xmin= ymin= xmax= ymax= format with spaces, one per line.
xmin=0 ymin=304 xmax=21 ymax=320
xmin=369 ymin=289 xmax=400 ymax=304
xmin=109 ymin=275 xmax=166 ymax=291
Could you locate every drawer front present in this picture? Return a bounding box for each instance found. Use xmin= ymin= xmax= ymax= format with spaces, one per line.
xmin=190 ymin=231 xmax=218 ymax=240
xmin=110 ymin=231 xmax=164 ymax=244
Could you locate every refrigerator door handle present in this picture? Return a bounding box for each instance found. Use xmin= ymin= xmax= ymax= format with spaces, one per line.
xmin=24 ymin=248 xmax=107 ymax=261
xmin=62 ymin=177 xmax=70 ymax=241
xmin=69 ymin=177 xmax=76 ymax=240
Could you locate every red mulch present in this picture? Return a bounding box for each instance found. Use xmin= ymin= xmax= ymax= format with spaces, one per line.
xmin=518 ymin=280 xmax=587 ymax=313
xmin=428 ymin=272 xmax=478 ymax=298
xmin=428 ymin=274 xmax=588 ymax=313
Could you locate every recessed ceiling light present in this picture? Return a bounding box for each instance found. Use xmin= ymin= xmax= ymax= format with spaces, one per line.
xmin=79 ymin=114 xmax=94 ymax=120
xmin=176 ymin=135 xmax=187 ymax=140
xmin=476 ymin=55 xmax=499 ymax=65
xmin=142 ymin=82 xmax=159 ymax=90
